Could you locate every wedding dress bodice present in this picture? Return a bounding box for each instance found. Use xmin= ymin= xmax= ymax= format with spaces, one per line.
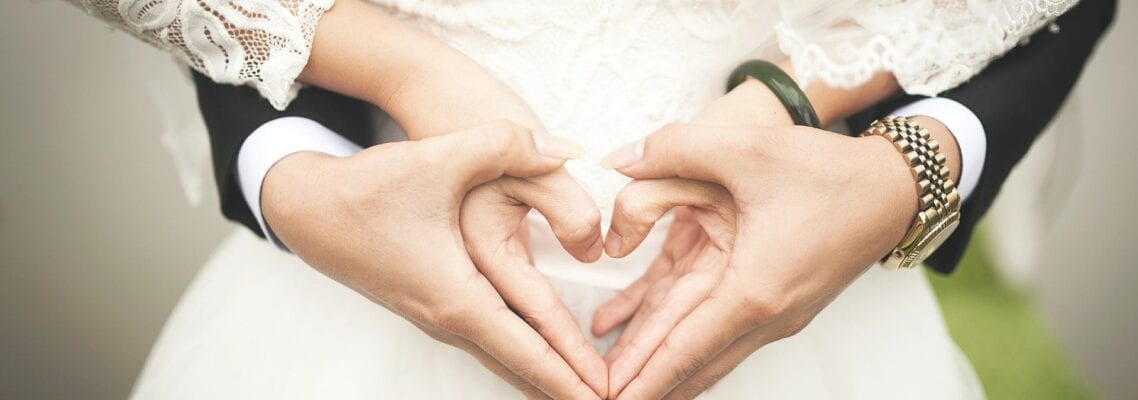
xmin=372 ymin=1 xmax=773 ymax=203
xmin=65 ymin=0 xmax=1077 ymax=217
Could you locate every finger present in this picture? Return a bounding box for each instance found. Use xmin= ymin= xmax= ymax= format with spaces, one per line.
xmin=480 ymin=255 xmax=609 ymax=397
xmin=604 ymin=273 xmax=678 ymax=364
xmin=601 ymin=123 xmax=753 ymax=184
xmin=461 ymin=187 xmax=608 ymax=396
xmin=590 ymin=254 xmax=673 ymax=337
xmin=615 ymin=294 xmax=751 ymax=400
xmin=663 ymin=330 xmax=769 ymax=400
xmin=595 ymin=216 xmax=705 ymax=339
xmin=425 ymin=120 xmax=584 ymax=190
xmin=500 ymin=172 xmax=605 ymax=262
xmin=464 ymin=300 xmax=602 ymax=400
xmin=607 ymin=178 xmax=732 ymax=258
xmin=607 ymin=244 xmax=727 ymax=395
xmin=410 ymin=321 xmax=552 ymax=399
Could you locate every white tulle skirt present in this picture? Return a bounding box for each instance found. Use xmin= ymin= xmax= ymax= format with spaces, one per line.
xmin=131 ymin=221 xmax=983 ymax=399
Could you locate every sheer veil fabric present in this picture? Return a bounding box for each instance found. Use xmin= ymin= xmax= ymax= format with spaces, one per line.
xmin=61 ymin=0 xmax=1076 ymax=398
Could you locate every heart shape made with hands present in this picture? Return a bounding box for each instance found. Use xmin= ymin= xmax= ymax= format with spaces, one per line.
xmin=453 ymin=79 xmax=907 ymax=399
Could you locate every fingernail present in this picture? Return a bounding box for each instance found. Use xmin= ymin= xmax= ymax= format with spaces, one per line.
xmin=604 ymin=229 xmax=623 ymax=257
xmin=533 ymin=130 xmax=585 ymax=160
xmin=600 ymin=139 xmax=645 ymax=169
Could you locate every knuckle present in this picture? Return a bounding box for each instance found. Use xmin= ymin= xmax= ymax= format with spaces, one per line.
xmin=676 ymin=376 xmax=718 ymax=399
xmin=652 ymin=123 xmax=689 ymax=157
xmin=426 ymin=303 xmax=476 ymax=337
xmin=519 ymin=387 xmax=548 ymax=400
xmin=518 ymin=294 xmax=560 ymax=333
xmin=413 ymin=139 xmax=456 ymax=173
xmin=741 ymin=290 xmax=790 ymax=328
xmin=483 ymin=128 xmax=516 ymax=159
xmin=615 ymin=186 xmax=658 ymax=226
xmin=420 ymin=326 xmax=454 ymax=345
xmin=779 ymin=315 xmax=814 ymax=339
xmin=487 ymin=119 xmax=532 ymax=154
xmin=516 ymin=345 xmax=557 ymax=384
xmin=658 ymin=331 xmax=702 ymax=380
xmin=554 ymin=209 xmax=601 ymax=245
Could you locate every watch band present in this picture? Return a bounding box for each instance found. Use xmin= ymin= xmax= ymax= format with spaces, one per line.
xmin=727 ymin=60 xmax=822 ymax=129
xmin=862 ymin=116 xmax=962 ymax=269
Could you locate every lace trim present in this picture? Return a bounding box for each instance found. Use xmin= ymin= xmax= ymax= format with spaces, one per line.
xmin=778 ymin=0 xmax=1078 ymax=96
xmin=65 ymin=0 xmax=335 ymax=109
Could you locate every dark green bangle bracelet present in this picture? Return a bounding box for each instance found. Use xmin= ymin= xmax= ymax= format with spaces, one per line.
xmin=727 ymin=60 xmax=822 ymax=129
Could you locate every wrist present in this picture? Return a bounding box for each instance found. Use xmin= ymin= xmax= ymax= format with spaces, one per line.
xmin=775 ymin=59 xmax=899 ymax=127
xmin=731 ymin=79 xmax=795 ymax=126
xmin=857 ymin=115 xmax=962 ymax=248
xmin=858 ymin=117 xmax=963 ymax=268
xmin=261 ymin=151 xmax=342 ymax=235
xmin=907 ymin=115 xmax=962 ymax=185
xmin=693 ymin=79 xmax=794 ymax=126
xmin=859 ymin=136 xmax=922 ymax=254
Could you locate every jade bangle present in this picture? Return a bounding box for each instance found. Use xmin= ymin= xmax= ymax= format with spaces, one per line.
xmin=726 ymin=60 xmax=822 ymax=129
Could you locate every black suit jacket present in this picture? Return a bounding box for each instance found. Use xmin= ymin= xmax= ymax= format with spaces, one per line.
xmin=848 ymin=0 xmax=1116 ymax=273
xmin=192 ymin=0 xmax=1115 ymax=274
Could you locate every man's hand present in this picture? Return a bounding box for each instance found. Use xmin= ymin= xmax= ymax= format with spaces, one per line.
xmin=261 ymin=121 xmax=603 ymax=399
xmin=595 ymin=115 xmax=960 ymax=398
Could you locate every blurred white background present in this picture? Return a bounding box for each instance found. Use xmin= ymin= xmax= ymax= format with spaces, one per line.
xmin=1 ymin=1 xmax=1135 ymax=399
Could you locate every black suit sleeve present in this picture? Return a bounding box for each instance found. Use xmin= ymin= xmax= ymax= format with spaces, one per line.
xmin=848 ymin=0 xmax=1117 ymax=274
xmin=192 ymin=71 xmax=375 ymax=238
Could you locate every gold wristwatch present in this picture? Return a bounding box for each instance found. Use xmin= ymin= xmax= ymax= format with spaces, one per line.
xmin=861 ymin=116 xmax=962 ymax=270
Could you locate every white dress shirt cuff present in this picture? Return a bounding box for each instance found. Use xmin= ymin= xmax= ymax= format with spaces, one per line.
xmin=237 ymin=117 xmax=363 ymax=250
xmin=891 ymin=98 xmax=987 ymax=201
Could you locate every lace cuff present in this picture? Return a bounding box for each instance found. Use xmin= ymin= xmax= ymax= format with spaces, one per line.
xmin=65 ymin=0 xmax=334 ymax=110
xmin=777 ymin=0 xmax=1078 ymax=96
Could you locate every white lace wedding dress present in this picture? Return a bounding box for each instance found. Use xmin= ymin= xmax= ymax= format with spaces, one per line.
xmin=66 ymin=0 xmax=1076 ymax=398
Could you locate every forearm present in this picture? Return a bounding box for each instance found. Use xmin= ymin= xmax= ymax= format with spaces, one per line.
xmin=299 ymin=0 xmax=540 ymax=138
xmin=777 ymin=60 xmax=901 ymax=127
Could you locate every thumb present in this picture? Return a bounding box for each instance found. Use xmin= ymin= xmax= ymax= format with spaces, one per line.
xmin=606 ymin=178 xmax=733 ymax=258
xmin=498 ymin=171 xmax=605 ymax=263
xmin=601 ymin=123 xmax=750 ymax=185
xmin=424 ymin=120 xmax=584 ymax=190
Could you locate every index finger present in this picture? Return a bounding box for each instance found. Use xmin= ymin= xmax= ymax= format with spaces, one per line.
xmin=602 ymin=124 xmax=752 ymax=185
xmin=466 ymin=301 xmax=603 ymax=400
xmin=615 ymin=292 xmax=751 ymax=400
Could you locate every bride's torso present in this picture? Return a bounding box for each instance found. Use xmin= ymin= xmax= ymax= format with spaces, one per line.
xmin=372 ymin=0 xmax=779 ymax=288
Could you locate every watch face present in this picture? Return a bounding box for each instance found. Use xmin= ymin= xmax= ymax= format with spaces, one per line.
xmin=916 ymin=215 xmax=961 ymax=262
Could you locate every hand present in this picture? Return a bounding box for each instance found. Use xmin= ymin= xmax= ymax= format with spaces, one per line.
xmin=596 ymin=117 xmax=956 ymax=398
xmin=591 ymin=79 xmax=790 ymax=396
xmin=261 ymin=121 xmax=602 ymax=399
xmin=460 ymin=168 xmax=609 ymax=397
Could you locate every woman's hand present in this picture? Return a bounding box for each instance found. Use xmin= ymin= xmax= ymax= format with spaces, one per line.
xmin=594 ymin=114 xmax=961 ymax=398
xmin=261 ymin=121 xmax=603 ymax=400
xmin=460 ymin=168 xmax=609 ymax=397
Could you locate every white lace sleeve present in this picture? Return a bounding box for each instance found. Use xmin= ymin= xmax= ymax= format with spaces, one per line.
xmin=777 ymin=0 xmax=1079 ymax=96
xmin=64 ymin=0 xmax=334 ymax=110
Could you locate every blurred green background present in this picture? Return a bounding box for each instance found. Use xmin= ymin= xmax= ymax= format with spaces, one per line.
xmin=931 ymin=230 xmax=1094 ymax=399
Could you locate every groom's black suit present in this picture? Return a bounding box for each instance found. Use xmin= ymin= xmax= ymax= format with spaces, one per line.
xmin=191 ymin=0 xmax=1115 ymax=274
